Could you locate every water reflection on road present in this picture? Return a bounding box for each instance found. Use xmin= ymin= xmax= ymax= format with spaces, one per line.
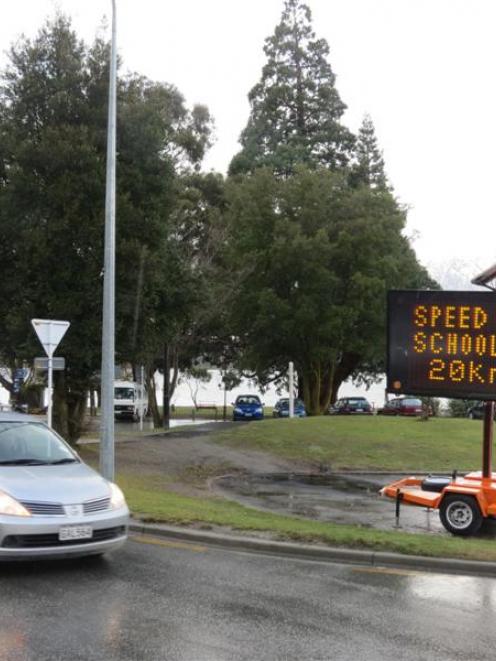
xmin=3 ymin=541 xmax=496 ymax=661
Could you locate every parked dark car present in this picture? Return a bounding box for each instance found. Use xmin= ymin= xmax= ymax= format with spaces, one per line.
xmin=467 ymin=402 xmax=484 ymax=420
xmin=232 ymin=395 xmax=264 ymax=421
xmin=329 ymin=397 xmax=373 ymax=415
xmin=377 ymin=397 xmax=424 ymax=416
xmin=466 ymin=402 xmax=496 ymax=420
xmin=273 ymin=398 xmax=307 ymax=418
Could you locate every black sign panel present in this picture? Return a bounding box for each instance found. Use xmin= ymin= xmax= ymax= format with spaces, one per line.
xmin=387 ymin=290 xmax=496 ymax=400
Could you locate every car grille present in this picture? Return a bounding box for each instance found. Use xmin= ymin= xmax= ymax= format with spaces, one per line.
xmin=20 ymin=497 xmax=111 ymax=516
xmin=20 ymin=501 xmax=65 ymax=516
xmin=2 ymin=526 xmax=126 ymax=548
xmin=83 ymin=497 xmax=111 ymax=514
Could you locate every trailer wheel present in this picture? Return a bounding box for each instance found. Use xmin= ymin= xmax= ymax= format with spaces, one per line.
xmin=439 ymin=495 xmax=483 ymax=536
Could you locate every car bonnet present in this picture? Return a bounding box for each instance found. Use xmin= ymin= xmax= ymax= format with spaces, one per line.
xmin=0 ymin=462 xmax=111 ymax=504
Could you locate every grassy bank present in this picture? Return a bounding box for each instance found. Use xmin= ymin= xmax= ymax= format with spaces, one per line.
xmin=212 ymin=415 xmax=483 ymax=472
xmin=82 ymin=415 xmax=496 ymax=563
xmin=120 ymin=474 xmax=496 ymax=563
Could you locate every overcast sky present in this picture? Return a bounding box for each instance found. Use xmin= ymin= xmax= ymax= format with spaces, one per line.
xmin=1 ymin=0 xmax=495 ymax=280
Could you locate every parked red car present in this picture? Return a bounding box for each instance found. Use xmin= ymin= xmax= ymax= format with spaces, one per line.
xmin=377 ymin=397 xmax=425 ymax=416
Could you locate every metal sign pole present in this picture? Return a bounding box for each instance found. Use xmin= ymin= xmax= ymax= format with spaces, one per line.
xmin=100 ymin=0 xmax=117 ymax=481
xmin=483 ymin=402 xmax=494 ymax=479
xmin=47 ymin=352 xmax=53 ymax=428
xmin=139 ymin=364 xmax=144 ymax=431
xmin=289 ymin=361 xmax=294 ymax=418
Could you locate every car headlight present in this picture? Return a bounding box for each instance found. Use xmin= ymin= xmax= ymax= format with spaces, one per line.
xmin=0 ymin=490 xmax=31 ymax=517
xmin=256 ymin=407 xmax=263 ymax=413
xmin=109 ymin=482 xmax=126 ymax=510
xmin=234 ymin=407 xmax=243 ymax=414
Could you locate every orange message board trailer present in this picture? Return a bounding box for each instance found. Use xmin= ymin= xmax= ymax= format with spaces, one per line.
xmin=382 ymin=290 xmax=496 ymax=536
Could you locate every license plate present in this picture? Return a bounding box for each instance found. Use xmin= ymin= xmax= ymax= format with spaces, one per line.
xmin=59 ymin=525 xmax=93 ymax=541
xmin=244 ymin=413 xmax=252 ymax=417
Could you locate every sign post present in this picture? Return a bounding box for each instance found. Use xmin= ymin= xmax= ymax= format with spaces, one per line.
xmin=288 ymin=361 xmax=295 ymax=418
xmin=31 ymin=319 xmax=70 ymax=428
xmin=139 ymin=364 xmax=144 ymax=432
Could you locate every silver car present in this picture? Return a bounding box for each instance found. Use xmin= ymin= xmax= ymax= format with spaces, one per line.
xmin=0 ymin=412 xmax=129 ymax=560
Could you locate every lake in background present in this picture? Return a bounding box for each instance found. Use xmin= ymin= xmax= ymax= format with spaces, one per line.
xmin=0 ymin=369 xmax=388 ymax=411
xmin=163 ymin=369 xmax=387 ymax=411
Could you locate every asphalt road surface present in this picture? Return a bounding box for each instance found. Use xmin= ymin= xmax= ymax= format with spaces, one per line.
xmin=1 ymin=536 xmax=496 ymax=661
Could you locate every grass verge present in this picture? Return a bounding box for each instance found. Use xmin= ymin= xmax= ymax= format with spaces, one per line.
xmin=119 ymin=474 xmax=496 ymax=564
xmin=211 ymin=416 xmax=484 ymax=472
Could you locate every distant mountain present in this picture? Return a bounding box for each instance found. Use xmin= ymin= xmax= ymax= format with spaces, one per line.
xmin=427 ymin=258 xmax=490 ymax=291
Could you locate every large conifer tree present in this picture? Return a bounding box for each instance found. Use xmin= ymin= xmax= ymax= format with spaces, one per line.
xmin=229 ymin=0 xmax=354 ymax=176
xmin=349 ymin=114 xmax=388 ymax=190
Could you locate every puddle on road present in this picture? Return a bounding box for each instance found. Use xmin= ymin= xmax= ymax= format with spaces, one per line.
xmin=214 ymin=472 xmax=447 ymax=535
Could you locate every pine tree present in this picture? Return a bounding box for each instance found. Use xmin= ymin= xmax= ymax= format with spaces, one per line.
xmin=349 ymin=114 xmax=388 ymax=190
xmin=229 ymin=0 xmax=354 ymax=176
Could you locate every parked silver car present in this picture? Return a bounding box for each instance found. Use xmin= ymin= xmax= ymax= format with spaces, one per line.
xmin=0 ymin=412 xmax=129 ymax=560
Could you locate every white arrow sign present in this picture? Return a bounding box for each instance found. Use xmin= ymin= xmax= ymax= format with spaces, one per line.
xmin=31 ymin=319 xmax=70 ymax=358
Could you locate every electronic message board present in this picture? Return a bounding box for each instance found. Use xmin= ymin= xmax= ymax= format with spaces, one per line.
xmin=387 ymin=290 xmax=496 ymax=400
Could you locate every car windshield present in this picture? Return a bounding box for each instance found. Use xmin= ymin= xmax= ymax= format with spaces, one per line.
xmin=403 ymin=399 xmax=422 ymax=406
xmin=0 ymin=422 xmax=77 ymax=465
xmin=236 ymin=397 xmax=261 ymax=405
xmin=279 ymin=399 xmax=304 ymax=408
xmin=347 ymin=398 xmax=367 ymax=403
xmin=115 ymin=387 xmax=135 ymax=400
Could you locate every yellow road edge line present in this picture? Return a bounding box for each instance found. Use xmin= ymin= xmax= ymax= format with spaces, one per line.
xmin=130 ymin=534 xmax=208 ymax=553
xmin=352 ymin=566 xmax=425 ymax=577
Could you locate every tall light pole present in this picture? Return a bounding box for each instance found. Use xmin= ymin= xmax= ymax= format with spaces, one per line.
xmin=100 ymin=0 xmax=117 ymax=481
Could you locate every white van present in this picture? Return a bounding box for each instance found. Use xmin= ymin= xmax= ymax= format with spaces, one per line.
xmin=114 ymin=380 xmax=148 ymax=421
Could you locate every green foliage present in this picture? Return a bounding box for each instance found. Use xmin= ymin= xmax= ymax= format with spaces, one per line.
xmin=417 ymin=396 xmax=441 ymax=417
xmin=223 ymin=166 xmax=435 ymax=413
xmin=447 ymin=399 xmax=473 ymax=418
xmin=349 ymin=114 xmax=388 ymax=190
xmin=0 ymin=15 xmax=212 ymax=440
xmin=229 ymin=0 xmax=354 ymax=176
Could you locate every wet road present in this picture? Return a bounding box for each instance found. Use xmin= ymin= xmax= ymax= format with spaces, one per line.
xmin=1 ymin=536 xmax=496 ymax=660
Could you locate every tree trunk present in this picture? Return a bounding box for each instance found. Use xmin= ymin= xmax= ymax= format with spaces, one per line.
xmin=67 ymin=392 xmax=88 ymax=443
xmin=319 ymin=360 xmax=336 ymax=414
xmin=329 ymin=352 xmax=361 ymax=406
xmin=297 ymin=373 xmax=304 ymax=399
xmin=146 ymin=366 xmax=161 ymax=428
xmin=303 ymin=364 xmax=321 ymax=416
xmin=163 ymin=343 xmax=170 ymax=429
xmin=169 ymin=345 xmax=179 ymax=399
xmin=52 ymin=374 xmax=88 ymax=444
xmin=89 ymin=390 xmax=97 ymax=417
xmin=53 ymin=374 xmax=69 ymax=439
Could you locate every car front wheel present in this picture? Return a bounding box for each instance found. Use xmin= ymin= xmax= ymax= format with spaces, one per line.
xmin=439 ymin=494 xmax=483 ymax=536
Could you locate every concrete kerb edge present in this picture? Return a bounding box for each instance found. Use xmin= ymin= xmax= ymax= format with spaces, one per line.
xmin=129 ymin=520 xmax=496 ymax=578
